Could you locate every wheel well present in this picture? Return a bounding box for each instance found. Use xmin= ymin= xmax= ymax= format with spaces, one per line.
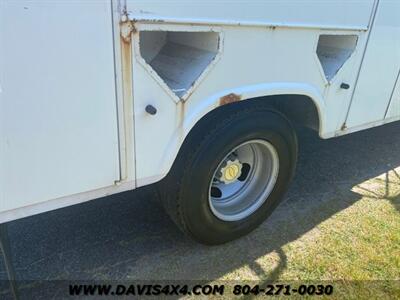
xmin=183 ymin=94 xmax=320 ymax=155
xmin=268 ymin=94 xmax=320 ymax=132
xmin=214 ymin=94 xmax=321 ymax=132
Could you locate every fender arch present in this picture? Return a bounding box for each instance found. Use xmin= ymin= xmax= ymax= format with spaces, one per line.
xmin=183 ymin=82 xmax=326 ymax=137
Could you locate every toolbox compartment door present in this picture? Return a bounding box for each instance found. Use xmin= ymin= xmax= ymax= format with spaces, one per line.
xmin=0 ymin=1 xmax=120 ymax=212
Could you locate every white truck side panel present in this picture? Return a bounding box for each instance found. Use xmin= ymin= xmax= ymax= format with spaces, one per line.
xmin=131 ymin=24 xmax=369 ymax=187
xmin=4 ymin=0 xmax=399 ymax=223
xmin=345 ymin=0 xmax=400 ymax=128
xmin=127 ymin=0 xmax=375 ymax=30
xmin=128 ymin=1 xmax=375 ymax=186
xmin=0 ymin=1 xmax=120 ymax=212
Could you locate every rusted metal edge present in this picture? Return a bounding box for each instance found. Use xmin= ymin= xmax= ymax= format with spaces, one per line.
xmin=118 ymin=13 xmax=136 ymax=183
xmin=219 ymin=93 xmax=242 ymax=106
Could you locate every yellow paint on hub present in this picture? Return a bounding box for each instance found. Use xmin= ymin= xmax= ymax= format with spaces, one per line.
xmin=224 ymin=165 xmax=240 ymax=181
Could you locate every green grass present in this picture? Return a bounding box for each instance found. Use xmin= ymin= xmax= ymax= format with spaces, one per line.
xmin=213 ymin=168 xmax=400 ymax=299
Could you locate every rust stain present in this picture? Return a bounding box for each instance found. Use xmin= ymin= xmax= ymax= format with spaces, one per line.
xmin=120 ymin=20 xmax=136 ymax=44
xmin=119 ymin=18 xmax=135 ymax=181
xmin=219 ymin=93 xmax=241 ymax=106
xmin=120 ymin=20 xmax=134 ymax=102
xmin=177 ymin=100 xmax=186 ymax=143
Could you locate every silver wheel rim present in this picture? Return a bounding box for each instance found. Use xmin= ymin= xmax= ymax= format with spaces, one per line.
xmin=208 ymin=139 xmax=279 ymax=222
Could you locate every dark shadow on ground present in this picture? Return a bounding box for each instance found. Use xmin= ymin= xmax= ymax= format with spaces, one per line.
xmin=0 ymin=122 xmax=399 ymax=299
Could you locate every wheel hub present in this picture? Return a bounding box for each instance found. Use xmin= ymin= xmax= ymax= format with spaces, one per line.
xmin=218 ymin=158 xmax=243 ymax=184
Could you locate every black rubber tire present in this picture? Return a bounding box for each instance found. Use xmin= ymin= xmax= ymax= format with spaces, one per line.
xmin=159 ymin=101 xmax=298 ymax=245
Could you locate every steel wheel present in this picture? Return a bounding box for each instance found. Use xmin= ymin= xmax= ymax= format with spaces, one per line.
xmin=208 ymin=139 xmax=279 ymax=221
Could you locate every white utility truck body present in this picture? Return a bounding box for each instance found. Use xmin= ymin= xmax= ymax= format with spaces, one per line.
xmin=0 ymin=1 xmax=399 ymax=238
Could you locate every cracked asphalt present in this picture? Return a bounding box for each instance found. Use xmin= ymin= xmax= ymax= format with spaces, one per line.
xmin=0 ymin=121 xmax=399 ymax=298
